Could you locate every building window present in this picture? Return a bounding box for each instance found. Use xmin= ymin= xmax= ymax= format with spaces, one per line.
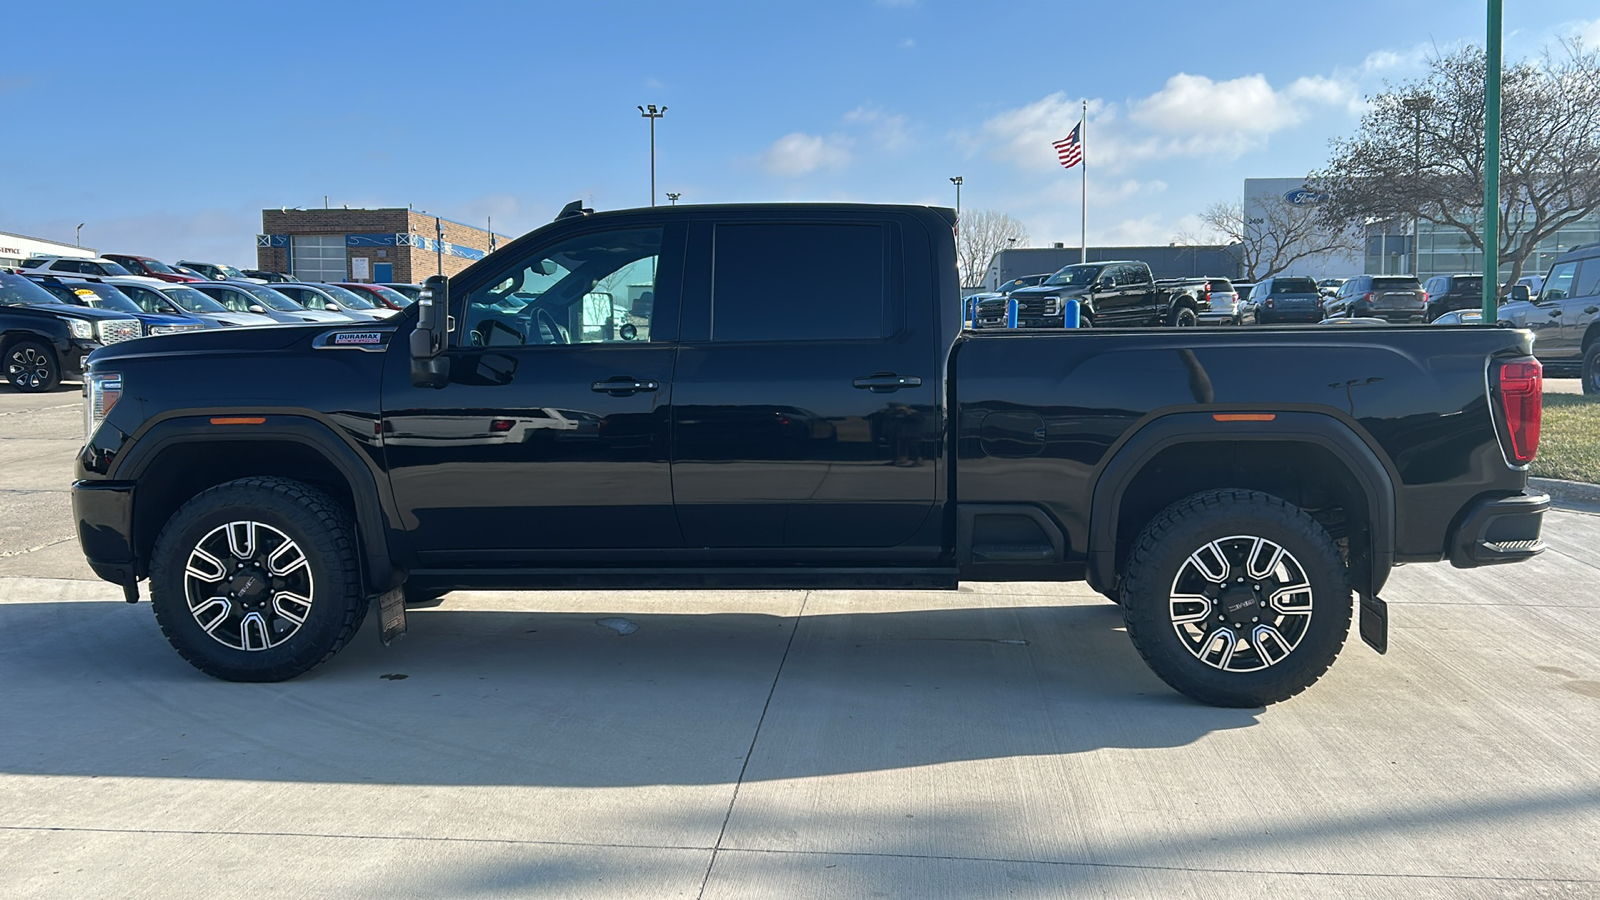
xmin=292 ymin=235 xmax=347 ymax=283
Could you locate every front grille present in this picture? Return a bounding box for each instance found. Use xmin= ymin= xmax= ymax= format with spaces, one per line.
xmin=98 ymin=320 xmax=143 ymax=344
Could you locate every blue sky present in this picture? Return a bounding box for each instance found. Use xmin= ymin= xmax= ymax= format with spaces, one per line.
xmin=4 ymin=0 xmax=1598 ymax=267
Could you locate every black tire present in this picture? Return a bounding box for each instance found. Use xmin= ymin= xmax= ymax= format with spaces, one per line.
xmin=149 ymin=477 xmax=369 ymax=682
xmin=1583 ymin=342 xmax=1600 ymax=396
xmin=1169 ymin=306 xmax=1199 ymax=328
xmin=5 ymin=340 xmax=60 ymax=393
xmin=1119 ymin=489 xmax=1351 ymax=707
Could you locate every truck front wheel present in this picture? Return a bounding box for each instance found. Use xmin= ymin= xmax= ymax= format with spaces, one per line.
xmin=149 ymin=477 xmax=369 ymax=682
xmin=1119 ymin=489 xmax=1351 ymax=707
xmin=1583 ymin=342 xmax=1599 ymax=395
xmin=5 ymin=340 xmax=60 ymax=393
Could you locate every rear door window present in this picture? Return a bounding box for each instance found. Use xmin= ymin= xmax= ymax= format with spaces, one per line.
xmin=1572 ymin=261 xmax=1600 ymax=299
xmin=711 ymin=222 xmax=889 ymax=342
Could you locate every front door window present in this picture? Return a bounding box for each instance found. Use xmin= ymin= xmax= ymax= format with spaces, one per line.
xmin=462 ymin=228 xmax=662 ymax=347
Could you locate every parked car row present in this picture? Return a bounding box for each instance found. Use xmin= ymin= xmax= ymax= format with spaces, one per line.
xmin=1 ymin=250 xmax=426 ymax=392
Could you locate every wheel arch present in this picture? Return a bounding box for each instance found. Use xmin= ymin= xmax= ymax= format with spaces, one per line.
xmin=1086 ymin=411 xmax=1396 ymax=600
xmin=1582 ymin=319 xmax=1600 ymax=353
xmin=117 ymin=416 xmax=397 ymax=592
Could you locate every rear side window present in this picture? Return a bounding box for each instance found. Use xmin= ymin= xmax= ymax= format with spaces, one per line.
xmin=711 ymin=223 xmax=888 ymax=342
xmin=1573 ymin=261 xmax=1600 ymax=299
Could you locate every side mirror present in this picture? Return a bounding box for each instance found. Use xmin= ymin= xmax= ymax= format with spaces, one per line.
xmin=326 ymin=303 xmax=340 ymax=312
xmin=1511 ymin=285 xmax=1531 ymax=303
xmin=1093 ymin=278 xmax=1112 ymax=290
xmin=249 ymin=304 xmax=267 ymax=313
xmin=410 ymin=274 xmax=451 ymax=388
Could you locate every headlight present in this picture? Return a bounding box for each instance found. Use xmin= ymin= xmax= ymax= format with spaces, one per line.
xmin=85 ymin=372 xmax=123 ymax=440
xmin=67 ymin=319 xmax=95 ymax=340
xmin=1042 ymin=296 xmax=1062 ymax=316
xmin=149 ymin=324 xmax=202 ymax=335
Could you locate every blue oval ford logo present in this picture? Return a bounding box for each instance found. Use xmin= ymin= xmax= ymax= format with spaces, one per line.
xmin=1283 ymin=188 xmax=1327 ymax=206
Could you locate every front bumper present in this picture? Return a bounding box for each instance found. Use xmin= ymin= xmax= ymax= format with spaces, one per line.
xmin=62 ymin=339 xmax=99 ymax=380
xmin=1448 ymin=490 xmax=1549 ymax=567
xmin=72 ymin=480 xmax=137 ymax=587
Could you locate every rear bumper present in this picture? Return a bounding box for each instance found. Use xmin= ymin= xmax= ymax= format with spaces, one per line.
xmin=1448 ymin=490 xmax=1549 ymax=567
xmin=72 ymin=480 xmax=137 ymax=586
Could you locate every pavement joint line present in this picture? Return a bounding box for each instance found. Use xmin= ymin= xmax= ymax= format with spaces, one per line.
xmin=4 ymin=825 xmax=1595 ymax=887
xmin=711 ymin=846 xmax=1600 ymax=885
xmin=696 ymin=588 xmax=812 ymax=900
xmin=0 ymin=824 xmax=708 ymax=855
xmin=6 ymin=819 xmax=1593 ymax=883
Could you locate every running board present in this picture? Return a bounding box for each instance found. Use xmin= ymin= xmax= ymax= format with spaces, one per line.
xmin=407 ymin=567 xmax=961 ymax=592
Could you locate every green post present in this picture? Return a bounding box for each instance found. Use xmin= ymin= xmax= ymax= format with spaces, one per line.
xmin=1482 ymin=0 xmax=1502 ymax=321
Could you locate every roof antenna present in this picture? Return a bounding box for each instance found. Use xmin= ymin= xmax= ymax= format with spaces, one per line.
xmin=555 ymin=201 xmax=592 ymax=221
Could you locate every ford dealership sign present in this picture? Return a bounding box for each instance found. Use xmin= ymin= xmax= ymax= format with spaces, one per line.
xmin=1283 ymin=188 xmax=1328 ymax=206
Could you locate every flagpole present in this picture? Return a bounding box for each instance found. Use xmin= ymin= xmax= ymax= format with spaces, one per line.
xmin=1080 ymin=100 xmax=1087 ymax=264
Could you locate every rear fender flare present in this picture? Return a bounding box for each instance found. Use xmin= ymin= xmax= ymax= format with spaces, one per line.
xmin=1086 ymin=411 xmax=1396 ymax=598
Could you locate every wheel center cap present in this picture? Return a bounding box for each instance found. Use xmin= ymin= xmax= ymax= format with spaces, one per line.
xmin=1219 ymin=583 xmax=1264 ymax=625
xmin=229 ymin=570 xmax=268 ymax=601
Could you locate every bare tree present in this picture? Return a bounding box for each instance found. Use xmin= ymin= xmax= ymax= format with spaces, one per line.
xmin=1193 ymin=199 xmax=1360 ymax=281
xmin=957 ymin=210 xmax=1029 ymax=288
xmin=1313 ymin=42 xmax=1600 ymax=290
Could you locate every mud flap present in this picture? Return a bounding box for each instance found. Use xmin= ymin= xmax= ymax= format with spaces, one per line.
xmin=377 ymin=585 xmax=408 ymax=646
xmin=1359 ymin=593 xmax=1387 ymax=654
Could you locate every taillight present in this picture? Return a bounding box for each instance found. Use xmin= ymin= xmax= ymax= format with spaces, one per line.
xmin=1363 ymin=292 xmax=1374 ymax=303
xmin=1494 ymin=357 xmax=1542 ymax=465
xmin=1422 ymin=291 xmax=1430 ymax=303
xmin=1264 ymin=298 xmax=1275 ymax=308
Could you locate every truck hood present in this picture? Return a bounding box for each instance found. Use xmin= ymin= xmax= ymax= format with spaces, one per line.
xmin=1008 ymin=284 xmax=1090 ymax=300
xmin=86 ymin=321 xmax=395 ymax=365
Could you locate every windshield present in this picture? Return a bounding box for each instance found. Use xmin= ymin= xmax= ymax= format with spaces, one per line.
xmin=65 ymin=284 xmax=144 ymax=314
xmin=321 ymin=284 xmax=377 ymax=309
xmin=138 ymin=258 xmax=178 ymax=275
xmin=1043 ymin=264 xmax=1101 ymax=287
xmin=159 ymin=286 xmax=230 ymax=313
xmin=241 ymin=285 xmax=307 ymax=312
xmin=0 ymin=273 xmax=68 ymax=306
xmin=215 ymin=264 xmax=247 ymax=279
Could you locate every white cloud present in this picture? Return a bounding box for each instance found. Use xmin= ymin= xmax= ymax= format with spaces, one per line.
xmin=969 ymin=93 xmax=1120 ymax=172
xmin=1578 ymin=17 xmax=1600 ymax=47
xmin=760 ymin=132 xmax=852 ymax=176
xmin=899 ymin=37 xmax=915 ymax=49
xmin=1127 ymin=72 xmax=1358 ymax=157
xmin=843 ymin=105 xmax=910 ymax=151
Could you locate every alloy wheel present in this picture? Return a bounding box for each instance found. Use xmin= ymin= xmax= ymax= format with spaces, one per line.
xmin=7 ymin=347 xmax=49 ymax=389
xmin=184 ymin=521 xmax=315 ymax=651
xmin=1167 ymin=534 xmax=1313 ymax=672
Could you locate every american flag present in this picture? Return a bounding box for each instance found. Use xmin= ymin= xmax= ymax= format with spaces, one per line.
xmin=1053 ymin=124 xmax=1082 ymax=169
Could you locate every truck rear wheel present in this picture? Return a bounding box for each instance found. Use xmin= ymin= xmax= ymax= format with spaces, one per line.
xmin=1169 ymin=306 xmax=1198 ymax=328
xmin=1119 ymin=489 xmax=1350 ymax=707
xmin=5 ymin=340 xmax=60 ymax=393
xmin=149 ymin=477 xmax=369 ymax=682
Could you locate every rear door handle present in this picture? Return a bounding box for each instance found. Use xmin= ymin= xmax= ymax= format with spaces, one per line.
xmin=853 ymin=373 xmax=923 ymax=392
xmin=1586 ymin=307 xmax=1598 ymax=314
xmin=591 ymin=376 xmax=659 ymax=395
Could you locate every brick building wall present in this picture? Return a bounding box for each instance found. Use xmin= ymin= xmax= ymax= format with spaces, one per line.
xmin=257 ymin=208 xmax=512 ymax=283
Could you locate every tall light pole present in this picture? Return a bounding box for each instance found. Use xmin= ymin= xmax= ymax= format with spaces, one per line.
xmin=638 ymin=104 xmax=667 ymax=207
xmin=1402 ymin=94 xmax=1434 ymax=278
xmin=75 ymin=223 xmax=84 ymax=247
xmin=1482 ymin=0 xmax=1503 ymax=321
xmin=949 ymin=176 xmax=962 ymax=223
xmin=666 ymin=192 xmax=681 ymax=206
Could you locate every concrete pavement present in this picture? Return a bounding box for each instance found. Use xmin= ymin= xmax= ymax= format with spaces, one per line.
xmin=2 ymin=384 xmax=1599 ymax=899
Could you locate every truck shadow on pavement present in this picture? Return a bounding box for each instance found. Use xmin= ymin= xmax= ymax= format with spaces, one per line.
xmin=0 ymin=596 xmax=1259 ymax=787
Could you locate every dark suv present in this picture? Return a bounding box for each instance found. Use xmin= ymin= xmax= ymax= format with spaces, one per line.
xmin=1328 ymin=275 xmax=1427 ymax=323
xmin=1495 ymin=242 xmax=1600 ymax=392
xmin=1421 ymin=274 xmax=1484 ymax=322
xmin=1249 ymin=276 xmax=1324 ymax=324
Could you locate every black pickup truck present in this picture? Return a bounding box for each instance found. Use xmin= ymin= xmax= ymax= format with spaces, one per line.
xmin=72 ymin=203 xmax=1550 ymax=707
xmin=975 ymin=260 xmax=1210 ymax=328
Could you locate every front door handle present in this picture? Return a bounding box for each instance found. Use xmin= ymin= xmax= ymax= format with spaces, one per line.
xmin=853 ymin=373 xmax=923 ymax=392
xmin=591 ymin=376 xmax=659 ymax=396
xmin=1585 ymin=307 xmax=1598 ymax=314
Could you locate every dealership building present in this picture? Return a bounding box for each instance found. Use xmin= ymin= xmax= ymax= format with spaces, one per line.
xmin=0 ymin=230 xmax=96 ymax=270
xmin=257 ymin=208 xmax=513 ymax=284
xmin=1245 ymin=177 xmax=1600 ymax=282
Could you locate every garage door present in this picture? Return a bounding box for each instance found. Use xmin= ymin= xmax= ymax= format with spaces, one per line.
xmin=292 ymin=235 xmax=347 ymax=283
